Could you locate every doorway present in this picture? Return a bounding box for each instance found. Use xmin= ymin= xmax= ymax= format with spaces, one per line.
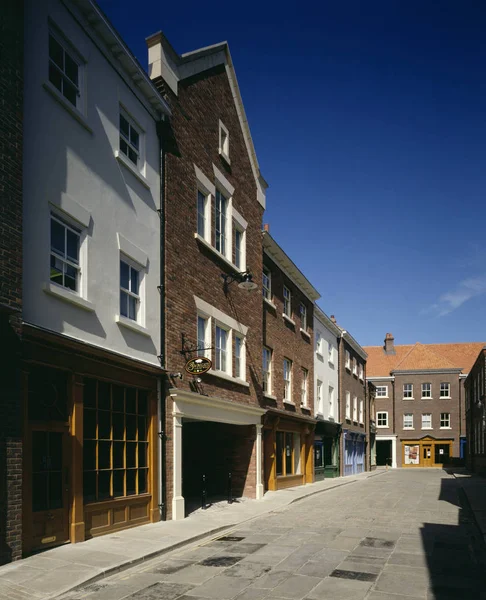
xmin=423 ymin=444 xmax=432 ymax=467
xmin=376 ymin=439 xmax=392 ymax=466
xmin=29 ymin=427 xmax=70 ymax=551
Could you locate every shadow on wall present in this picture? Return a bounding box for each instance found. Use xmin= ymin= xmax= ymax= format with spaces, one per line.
xmin=419 ymin=473 xmax=485 ymax=599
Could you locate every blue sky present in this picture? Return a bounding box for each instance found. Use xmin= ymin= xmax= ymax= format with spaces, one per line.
xmin=98 ymin=0 xmax=486 ymax=347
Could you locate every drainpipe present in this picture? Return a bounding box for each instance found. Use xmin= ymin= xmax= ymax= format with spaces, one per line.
xmin=157 ymin=116 xmax=167 ymax=521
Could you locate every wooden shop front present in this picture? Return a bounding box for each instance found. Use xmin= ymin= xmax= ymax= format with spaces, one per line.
xmin=263 ymin=411 xmax=315 ymax=491
xmin=22 ymin=326 xmax=161 ymax=555
xmin=401 ymin=436 xmax=453 ymax=468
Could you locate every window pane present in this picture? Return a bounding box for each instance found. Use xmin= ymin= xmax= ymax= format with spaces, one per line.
xmin=126 ymin=442 xmax=136 ymax=468
xmin=113 ymin=470 xmax=125 ymax=497
xmin=98 ymin=441 xmax=111 ymax=470
xmin=276 ymin=432 xmax=283 ymax=476
xmin=120 ymin=261 xmax=129 ymax=290
xmin=113 ymin=441 xmax=124 ymax=469
xmin=64 ymin=264 xmax=77 ymax=291
xmin=113 ymin=385 xmax=124 ymax=412
xmin=197 ymin=192 xmax=205 ymax=236
xmin=120 ymin=114 xmax=130 ymax=138
xmin=128 ymin=296 xmax=137 ymax=321
xmin=63 ymin=80 xmax=77 ymax=106
xmin=120 ymin=291 xmax=128 ymax=317
xmin=130 ymin=127 xmax=139 ymax=150
xmin=131 ymin=264 xmax=139 ymax=293
xmin=113 ymin=412 xmax=124 ymax=440
xmin=120 ymin=137 xmax=129 ymax=156
xmin=98 ymin=410 xmax=111 ymax=439
xmin=83 ymin=471 xmax=96 ymax=503
xmin=285 ymin=433 xmax=293 ymax=474
xmin=126 ymin=470 xmax=136 ymax=496
xmin=138 ymin=442 xmax=147 ymax=468
xmin=64 ymin=52 xmax=78 ymax=85
xmin=98 ymin=471 xmax=111 ymax=500
xmin=126 ymin=415 xmax=137 ymax=441
xmin=83 ymin=408 xmax=96 ymax=439
xmin=139 ymin=468 xmax=148 ymax=494
xmin=51 ymin=218 xmax=65 ymax=255
xmin=50 ymin=255 xmax=63 ymax=285
xmin=49 ymin=35 xmax=64 ymax=69
xmin=128 ymin=148 xmax=138 ymax=165
xmin=138 ymin=391 xmax=148 ymax=415
xmin=98 ymin=381 xmax=111 ymax=410
xmin=126 ymin=388 xmax=136 ymax=413
xmin=138 ymin=416 xmax=147 ymax=441
xmin=66 ymin=229 xmax=79 ymax=263
xmin=83 ymin=440 xmax=96 ymax=471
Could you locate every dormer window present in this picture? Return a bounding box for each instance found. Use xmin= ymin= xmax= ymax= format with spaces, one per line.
xmin=219 ymin=120 xmax=230 ymax=163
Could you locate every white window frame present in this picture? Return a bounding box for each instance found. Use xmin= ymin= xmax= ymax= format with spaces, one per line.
xmin=262 ymin=267 xmax=271 ymax=301
xmin=283 ymin=358 xmax=293 ymax=403
xmin=215 ymin=189 xmax=228 ymax=257
xmin=234 ymin=334 xmax=245 ymax=380
xmin=440 ymin=382 xmax=451 ymax=398
xmin=233 ymin=223 xmax=244 ymax=271
xmin=353 ymin=395 xmax=358 ymax=422
xmin=376 ymin=386 xmax=388 ymax=398
xmin=300 ymin=304 xmax=307 ymax=331
xmin=119 ymin=107 xmax=144 ymax=172
xmin=377 ymin=411 xmax=388 ymax=428
xmin=301 ymin=368 xmax=308 ymax=407
xmin=48 ymin=27 xmax=84 ymax=113
xmin=197 ymin=314 xmax=211 ymax=359
xmin=283 ymin=286 xmax=292 ymax=318
xmin=263 ymin=347 xmax=272 ymax=394
xmin=359 ymin=399 xmax=363 ymax=424
xmin=316 ymin=332 xmax=323 ymax=357
xmin=219 ymin=119 xmax=230 ymax=163
xmin=421 ymin=413 xmax=432 ymax=429
xmin=421 ymin=383 xmax=432 ymax=399
xmin=329 ymin=385 xmax=334 ymax=412
xmin=352 ymin=357 xmax=357 ymax=376
xmin=215 ymin=323 xmax=231 ymax=374
xmin=403 ymin=413 xmax=414 ymax=429
xmin=403 ymin=383 xmax=413 ymax=399
xmin=345 ymin=350 xmax=351 ymax=370
xmin=440 ymin=413 xmax=451 ymax=429
xmin=50 ymin=212 xmax=82 ymax=294
xmin=231 ymin=207 xmax=247 ymax=271
xmin=119 ymin=257 xmax=141 ymax=323
xmin=345 ymin=391 xmax=351 ymax=420
xmin=328 ymin=343 xmax=334 ymax=365
xmin=197 ymin=189 xmax=211 ymax=240
xmin=316 ymin=380 xmax=323 ymax=415
xmin=359 ymin=363 xmax=364 ymax=380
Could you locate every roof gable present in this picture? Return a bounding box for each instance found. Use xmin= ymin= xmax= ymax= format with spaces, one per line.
xmin=393 ymin=343 xmax=457 ymax=371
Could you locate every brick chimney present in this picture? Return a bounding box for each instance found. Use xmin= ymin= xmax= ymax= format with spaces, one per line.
xmin=263 ymin=223 xmax=270 ymax=232
xmin=330 ymin=315 xmax=336 ymax=323
xmin=384 ymin=333 xmax=395 ymax=355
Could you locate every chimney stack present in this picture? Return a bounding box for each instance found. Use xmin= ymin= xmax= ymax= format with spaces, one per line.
xmin=263 ymin=223 xmax=270 ymax=232
xmin=330 ymin=315 xmax=336 ymax=323
xmin=384 ymin=333 xmax=395 ymax=355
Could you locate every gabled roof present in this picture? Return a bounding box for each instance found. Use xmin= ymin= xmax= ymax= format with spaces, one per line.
xmin=332 ymin=320 xmax=368 ymax=361
xmin=314 ymin=305 xmax=341 ymax=338
xmin=146 ymin=31 xmax=267 ymax=208
xmin=262 ymin=232 xmax=320 ymax=302
xmin=364 ymin=341 xmax=486 ymax=377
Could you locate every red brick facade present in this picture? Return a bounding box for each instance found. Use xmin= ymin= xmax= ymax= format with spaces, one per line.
xmin=152 ymin=56 xmax=265 ymax=516
xmin=0 ymin=0 xmax=23 ymax=564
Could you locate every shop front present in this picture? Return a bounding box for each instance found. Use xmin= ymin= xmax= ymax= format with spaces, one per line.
xmin=402 ymin=436 xmax=453 ymax=468
xmin=314 ymin=420 xmax=340 ymax=480
xmin=263 ymin=411 xmax=315 ymax=491
xmin=22 ymin=327 xmax=161 ymax=555
xmin=343 ymin=430 xmax=366 ymax=476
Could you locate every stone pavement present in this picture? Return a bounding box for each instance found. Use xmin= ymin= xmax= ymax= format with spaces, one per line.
xmin=54 ymin=469 xmax=486 ymax=600
xmin=0 ymin=470 xmax=381 ymax=600
xmin=448 ymin=469 xmax=486 ymax=545
xmin=3 ymin=469 xmax=483 ymax=600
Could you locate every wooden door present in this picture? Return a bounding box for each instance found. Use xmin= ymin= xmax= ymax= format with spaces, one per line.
xmin=29 ymin=426 xmax=70 ymax=551
xmin=422 ymin=444 xmax=432 ymax=467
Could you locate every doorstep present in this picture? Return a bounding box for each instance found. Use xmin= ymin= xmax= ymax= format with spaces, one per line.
xmin=0 ymin=469 xmax=385 ymax=600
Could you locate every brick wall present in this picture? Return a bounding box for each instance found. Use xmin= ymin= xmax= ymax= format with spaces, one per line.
xmin=465 ymin=350 xmax=486 ymax=473
xmin=154 ymin=65 xmax=264 ymax=517
xmin=262 ymin=254 xmax=314 ymax=414
xmin=339 ymin=340 xmax=367 ymax=434
xmin=0 ymin=0 xmax=23 ymax=564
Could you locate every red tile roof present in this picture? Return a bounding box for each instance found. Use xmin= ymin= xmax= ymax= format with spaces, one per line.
xmin=364 ymin=342 xmax=485 ymax=377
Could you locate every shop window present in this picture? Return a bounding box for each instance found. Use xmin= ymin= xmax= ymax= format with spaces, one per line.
xmin=276 ymin=431 xmax=301 ymax=476
xmin=314 ymin=442 xmax=324 ymax=469
xmin=435 ymin=444 xmax=450 ymax=463
xmin=28 ymin=365 xmax=69 ymax=422
xmin=83 ymin=379 xmax=149 ymax=503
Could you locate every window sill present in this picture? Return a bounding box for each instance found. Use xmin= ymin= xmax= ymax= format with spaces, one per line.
xmin=440 ymin=427 xmax=452 ymax=430
xmin=403 ymin=398 xmax=415 ymax=401
xmin=377 ymin=425 xmax=389 ymax=429
xmin=316 ymin=351 xmax=324 ymax=360
xmin=283 ymin=399 xmax=295 ymax=406
xmin=300 ymin=328 xmax=310 ymax=339
xmin=115 ymin=150 xmax=150 ymax=189
xmin=116 ymin=315 xmax=151 ymax=337
xmin=376 ymin=397 xmax=389 ymax=400
xmin=42 ymin=82 xmax=93 ymax=134
xmin=263 ymin=392 xmax=277 ymax=400
xmin=301 ymin=403 xmax=310 ymax=410
xmin=329 ymin=360 xmax=335 ymax=367
xmin=345 ymin=366 xmax=351 ymax=372
xmin=194 ymin=233 xmax=241 ymax=272
xmin=421 ymin=427 xmax=433 ymax=430
xmin=207 ymin=369 xmax=250 ymax=387
xmin=403 ymin=428 xmax=415 ymax=431
xmin=440 ymin=397 xmax=451 ymax=400
xmin=282 ymin=313 xmax=296 ymax=326
xmin=43 ymin=282 xmax=95 ymax=312
xmin=218 ymin=149 xmax=231 ymax=165
xmin=421 ymin=397 xmax=433 ymax=400
xmin=264 ymin=297 xmax=277 ymax=310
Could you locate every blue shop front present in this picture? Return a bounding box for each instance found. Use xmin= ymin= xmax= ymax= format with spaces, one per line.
xmin=343 ymin=430 xmax=366 ymax=476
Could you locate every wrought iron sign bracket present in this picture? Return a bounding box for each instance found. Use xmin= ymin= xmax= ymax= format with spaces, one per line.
xmin=180 ymin=332 xmax=214 ymax=358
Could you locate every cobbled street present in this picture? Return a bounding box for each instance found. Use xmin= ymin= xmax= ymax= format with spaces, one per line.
xmin=60 ymin=470 xmax=486 ymax=600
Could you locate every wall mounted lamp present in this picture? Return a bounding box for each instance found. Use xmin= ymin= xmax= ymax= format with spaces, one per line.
xmin=221 ymin=270 xmax=258 ymax=293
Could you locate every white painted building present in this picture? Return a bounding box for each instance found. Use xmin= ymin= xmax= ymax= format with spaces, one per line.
xmin=21 ymin=0 xmax=171 ymax=553
xmin=313 ymin=306 xmax=341 ymax=479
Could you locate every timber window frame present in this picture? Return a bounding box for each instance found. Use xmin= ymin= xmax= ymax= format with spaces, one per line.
xmin=48 ymin=28 xmax=84 ymax=112
xmin=345 ymin=391 xmax=351 ymax=420
xmin=403 ymin=383 xmax=413 ymax=399
xmin=283 ymin=358 xmax=293 ymax=403
xmin=403 ymin=413 xmax=414 ymax=429
xmin=422 ymin=413 xmax=432 ymax=429
xmin=377 ymin=411 xmax=388 ymax=427
xmin=262 ymin=267 xmax=272 ymax=301
xmin=275 ymin=431 xmax=301 ymax=477
xmin=263 ymin=347 xmax=272 ymax=394
xmin=301 ymin=368 xmax=308 ymax=407
xmin=440 ymin=382 xmax=451 ymax=398
xmin=50 ymin=212 xmax=82 ymax=293
xmin=120 ymin=258 xmax=141 ymax=323
xmin=376 ymin=385 xmax=388 ymax=398
xmin=421 ymin=383 xmax=432 ymax=399
xmin=440 ymin=413 xmax=451 ymax=428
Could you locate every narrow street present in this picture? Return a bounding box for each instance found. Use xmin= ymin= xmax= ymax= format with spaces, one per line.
xmin=59 ymin=470 xmax=485 ymax=600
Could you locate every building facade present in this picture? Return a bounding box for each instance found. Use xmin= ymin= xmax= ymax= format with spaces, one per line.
xmin=465 ymin=347 xmax=486 ymax=474
xmin=20 ymin=0 xmax=169 ymax=554
xmin=336 ymin=322 xmax=368 ymax=476
xmin=147 ymin=33 xmax=268 ymax=520
xmin=0 ymin=0 xmax=24 ymax=565
xmin=313 ymin=307 xmax=341 ymax=479
xmin=262 ymin=230 xmax=319 ymax=490
xmin=365 ymin=335 xmax=484 ymax=468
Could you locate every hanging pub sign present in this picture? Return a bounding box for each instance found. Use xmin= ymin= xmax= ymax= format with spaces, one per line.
xmin=185 ymin=356 xmax=212 ymax=375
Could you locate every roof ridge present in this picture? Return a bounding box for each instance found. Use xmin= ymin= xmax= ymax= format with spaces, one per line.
xmin=393 ymin=343 xmax=419 ymax=370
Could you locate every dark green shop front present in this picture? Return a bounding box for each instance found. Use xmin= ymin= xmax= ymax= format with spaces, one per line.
xmin=314 ymin=420 xmax=341 ymax=480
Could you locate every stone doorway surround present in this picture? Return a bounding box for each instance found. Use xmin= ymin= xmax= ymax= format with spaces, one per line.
xmin=376 ymin=435 xmax=397 ymax=468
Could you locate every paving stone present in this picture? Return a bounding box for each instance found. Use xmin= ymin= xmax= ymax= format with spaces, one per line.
xmin=223 ymin=561 xmax=272 ymax=580
xmin=249 ymin=570 xmax=291 ymax=590
xmin=306 ymin=576 xmax=372 ymax=599
xmin=184 ymin=575 xmax=250 ymax=599
xmin=267 ymin=574 xmax=321 ymax=598
xmin=165 ymin=565 xmax=225 ymax=584
xmin=327 ymin=536 xmax=362 ymax=550
xmin=199 ymin=556 xmax=244 ymax=568
xmin=225 ymin=543 xmax=266 ymax=555
xmin=296 ymin=560 xmax=336 ymax=578
xmin=146 ymin=559 xmax=195 ymax=575
xmin=374 ymin=569 xmax=429 ymax=597
xmin=335 ymin=560 xmax=382 ymax=575
xmin=367 ymin=593 xmax=423 ymax=600
xmin=233 ymin=589 xmax=270 ymax=600
xmin=387 ymin=552 xmax=430 ymax=568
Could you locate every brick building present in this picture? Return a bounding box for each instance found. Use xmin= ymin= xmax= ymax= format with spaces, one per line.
xmin=334 ymin=319 xmax=368 ymax=476
xmin=0 ymin=1 xmax=24 ymax=565
xmin=365 ymin=335 xmax=484 ymax=468
xmin=147 ymin=32 xmax=268 ymax=519
xmin=465 ymin=347 xmax=486 ymax=474
xmin=261 ymin=230 xmax=320 ymax=490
